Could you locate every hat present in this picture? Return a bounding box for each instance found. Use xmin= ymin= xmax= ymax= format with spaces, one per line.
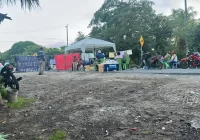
xmin=98 ymin=50 xmax=101 ymax=53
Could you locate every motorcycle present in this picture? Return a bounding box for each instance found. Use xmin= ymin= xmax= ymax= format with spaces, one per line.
xmin=180 ymin=51 xmax=200 ymax=69
xmin=0 ymin=64 xmax=22 ymax=90
xmin=141 ymin=52 xmax=163 ymax=69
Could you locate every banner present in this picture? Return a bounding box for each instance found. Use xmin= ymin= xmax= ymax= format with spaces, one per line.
xmin=126 ymin=50 xmax=132 ymax=55
xmin=15 ymin=56 xmax=39 ymax=72
xmin=109 ymin=52 xmax=115 ymax=58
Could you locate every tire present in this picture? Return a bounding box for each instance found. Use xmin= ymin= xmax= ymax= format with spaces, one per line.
xmin=9 ymin=74 xmax=19 ymax=90
xmin=180 ymin=61 xmax=188 ymax=69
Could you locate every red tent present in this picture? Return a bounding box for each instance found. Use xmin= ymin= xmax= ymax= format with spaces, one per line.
xmin=55 ymin=53 xmax=80 ymax=70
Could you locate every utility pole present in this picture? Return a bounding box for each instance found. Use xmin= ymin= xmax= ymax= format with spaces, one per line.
xmin=184 ymin=0 xmax=188 ymax=52
xmin=65 ymin=25 xmax=68 ymax=54
xmin=64 ymin=25 xmax=68 ymax=70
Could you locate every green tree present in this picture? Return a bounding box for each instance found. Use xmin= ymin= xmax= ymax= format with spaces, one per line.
xmin=0 ymin=0 xmax=40 ymax=10
xmin=169 ymin=7 xmax=199 ymax=58
xmin=10 ymin=41 xmax=37 ymax=54
xmin=2 ymin=41 xmax=38 ymax=62
xmin=193 ymin=24 xmax=200 ymax=51
xmin=75 ymin=31 xmax=87 ymax=42
xmin=89 ymin=0 xmax=172 ymax=63
xmin=22 ymin=45 xmax=41 ymax=55
xmin=45 ymin=48 xmax=63 ymax=58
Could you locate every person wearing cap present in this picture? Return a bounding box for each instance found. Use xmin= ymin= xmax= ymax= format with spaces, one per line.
xmin=37 ymin=47 xmax=45 ymax=75
xmin=95 ymin=50 xmax=105 ymax=71
xmin=96 ymin=50 xmax=105 ymax=61
xmin=169 ymin=51 xmax=178 ymax=68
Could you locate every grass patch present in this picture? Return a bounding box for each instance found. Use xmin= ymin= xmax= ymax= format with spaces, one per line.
xmin=49 ymin=130 xmax=67 ymax=140
xmin=8 ymin=97 xmax=36 ymax=109
xmin=35 ymin=137 xmax=41 ymax=140
xmin=0 ymin=133 xmax=9 ymax=140
xmin=0 ymin=86 xmax=7 ymax=99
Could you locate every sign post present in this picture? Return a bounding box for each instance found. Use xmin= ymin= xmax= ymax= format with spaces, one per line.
xmin=139 ymin=36 xmax=144 ymax=65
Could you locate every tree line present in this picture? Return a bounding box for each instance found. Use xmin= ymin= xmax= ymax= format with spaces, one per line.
xmin=0 ymin=41 xmax=65 ymax=64
xmin=78 ymin=0 xmax=200 ymax=64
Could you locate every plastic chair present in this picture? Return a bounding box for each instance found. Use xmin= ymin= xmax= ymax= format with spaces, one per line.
xmin=123 ymin=58 xmax=130 ymax=70
xmin=94 ymin=58 xmax=104 ymax=71
xmin=116 ymin=58 xmax=122 ymax=70
xmin=99 ymin=58 xmax=104 ymax=63
xmin=173 ymin=61 xmax=180 ymax=69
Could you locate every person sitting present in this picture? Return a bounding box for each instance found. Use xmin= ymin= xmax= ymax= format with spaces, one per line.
xmin=115 ymin=52 xmax=123 ymax=59
xmin=96 ymin=50 xmax=105 ymax=63
xmin=169 ymin=51 xmax=178 ymax=68
xmin=77 ymin=58 xmax=84 ymax=70
xmin=161 ymin=52 xmax=171 ymax=69
xmin=72 ymin=56 xmax=78 ymax=71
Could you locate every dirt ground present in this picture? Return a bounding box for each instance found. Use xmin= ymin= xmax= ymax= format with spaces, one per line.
xmin=0 ymin=71 xmax=200 ymax=140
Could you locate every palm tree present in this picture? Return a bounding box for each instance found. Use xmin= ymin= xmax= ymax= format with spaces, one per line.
xmin=169 ymin=7 xmax=198 ymax=51
xmin=0 ymin=0 xmax=40 ymax=10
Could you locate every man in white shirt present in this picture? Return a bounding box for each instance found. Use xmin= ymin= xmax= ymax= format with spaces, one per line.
xmin=169 ymin=51 xmax=178 ymax=68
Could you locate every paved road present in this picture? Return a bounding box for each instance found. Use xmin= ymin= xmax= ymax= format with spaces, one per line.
xmin=121 ymin=68 xmax=200 ymax=75
xmin=48 ymin=68 xmax=200 ymax=75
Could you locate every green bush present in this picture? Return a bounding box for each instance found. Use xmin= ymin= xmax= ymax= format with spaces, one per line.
xmin=0 ymin=86 xmax=7 ymax=99
xmin=8 ymin=97 xmax=36 ymax=109
xmin=49 ymin=130 xmax=67 ymax=140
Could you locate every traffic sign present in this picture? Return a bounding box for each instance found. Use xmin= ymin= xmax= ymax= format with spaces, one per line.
xmin=140 ymin=36 xmax=144 ymax=47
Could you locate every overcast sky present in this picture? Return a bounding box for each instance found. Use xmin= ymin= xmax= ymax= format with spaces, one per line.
xmin=0 ymin=0 xmax=199 ymax=52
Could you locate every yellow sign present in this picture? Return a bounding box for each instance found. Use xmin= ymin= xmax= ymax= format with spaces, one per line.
xmin=109 ymin=52 xmax=115 ymax=58
xmin=33 ymin=53 xmax=37 ymax=56
xmin=140 ymin=36 xmax=144 ymax=47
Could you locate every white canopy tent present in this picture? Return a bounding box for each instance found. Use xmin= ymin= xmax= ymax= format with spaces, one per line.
xmin=65 ymin=37 xmax=116 ymax=56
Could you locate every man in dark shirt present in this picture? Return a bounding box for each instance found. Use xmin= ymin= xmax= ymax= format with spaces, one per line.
xmin=96 ymin=50 xmax=105 ymax=62
xmin=37 ymin=47 xmax=45 ymax=75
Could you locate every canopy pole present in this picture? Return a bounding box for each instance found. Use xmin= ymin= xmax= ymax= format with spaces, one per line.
xmin=94 ymin=48 xmax=96 ymax=59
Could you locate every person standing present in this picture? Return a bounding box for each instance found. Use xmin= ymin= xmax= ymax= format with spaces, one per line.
xmin=169 ymin=51 xmax=178 ymax=68
xmin=37 ymin=47 xmax=45 ymax=75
